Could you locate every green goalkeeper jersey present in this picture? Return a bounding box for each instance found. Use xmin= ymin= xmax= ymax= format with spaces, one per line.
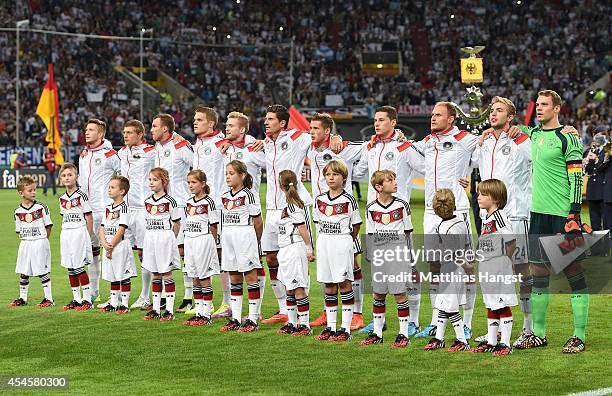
xmin=519 ymin=124 xmax=583 ymax=217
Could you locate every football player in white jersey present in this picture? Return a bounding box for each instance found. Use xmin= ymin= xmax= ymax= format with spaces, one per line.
xmin=415 ymin=103 xmax=479 ymax=340
xmin=260 ymin=105 xmax=342 ymax=325
xmin=58 ymin=163 xmax=93 ymax=311
xmin=352 ymin=106 xmax=425 ymax=336
xmin=11 ymin=177 xmax=54 ymax=308
xmin=464 ymin=97 xmax=533 ymax=347
xmin=78 ymin=118 xmax=121 ymax=303
xmin=117 ymin=120 xmax=156 ymax=310
xmin=471 ymin=179 xmax=518 ymax=356
xmin=151 ymin=113 xmax=194 ymax=313
xmin=222 ymin=111 xmax=267 ymax=318
xmin=307 ymin=113 xmax=366 ymax=331
xmin=312 ymin=160 xmax=362 ymax=342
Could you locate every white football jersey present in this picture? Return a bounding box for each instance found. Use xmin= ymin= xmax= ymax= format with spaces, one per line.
xmin=365 ymin=197 xmax=413 ymax=235
xmin=15 ymin=202 xmax=53 ymax=240
xmin=435 ymin=215 xmax=471 ymax=259
xmin=144 ymin=194 xmax=181 ymax=232
xmin=313 ymin=191 xmax=361 ymax=235
xmin=471 ymin=132 xmax=531 ymax=220
xmin=223 ymin=140 xmax=266 ymax=202
xmin=264 ymin=129 xmax=312 ymax=209
xmin=193 ymin=133 xmax=226 ymax=206
xmin=101 ymin=201 xmax=129 ymax=243
xmin=184 ymin=195 xmax=219 ymax=237
xmin=278 ymin=203 xmax=308 ymax=248
xmin=154 ymin=135 xmax=193 ymax=207
xmin=308 ymin=140 xmax=363 ymax=198
xmin=59 ymin=189 xmax=92 ymax=229
xmin=78 ymin=139 xmax=121 ymax=212
xmin=353 ymin=132 xmax=425 ymax=203
xmin=118 ymin=143 xmax=156 ymax=209
xmin=420 ymin=127 xmax=478 ymax=211
xmin=479 ymin=209 xmax=516 ymax=260
xmin=221 ymin=187 xmax=261 ymax=227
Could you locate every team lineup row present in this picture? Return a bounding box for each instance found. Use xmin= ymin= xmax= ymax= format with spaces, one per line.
xmin=10 ymin=92 xmax=589 ymax=354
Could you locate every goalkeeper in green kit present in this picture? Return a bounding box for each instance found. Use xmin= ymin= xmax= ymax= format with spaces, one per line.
xmin=516 ymin=90 xmax=590 ymax=353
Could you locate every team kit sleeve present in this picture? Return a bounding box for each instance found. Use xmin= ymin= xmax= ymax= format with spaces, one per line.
xmin=404 ymin=143 xmax=425 ymax=174
xmin=170 ymin=202 xmax=181 ymax=222
xmin=517 ymin=124 xmax=533 ymax=138
xmin=351 ymin=200 xmax=362 ymax=226
xmin=119 ymin=207 xmax=129 ymax=228
xmin=42 ymin=204 xmax=53 ymax=227
xmin=340 ymin=141 xmax=365 ymax=165
xmin=564 ymin=132 xmax=584 ymax=212
xmin=351 ymin=144 xmax=369 ymax=180
xmin=365 ymin=207 xmax=374 ymax=234
xmin=248 ymin=200 xmax=262 ymax=217
xmin=14 ymin=211 xmax=21 ymax=234
xmin=312 ymin=199 xmax=320 ymax=223
xmin=82 ymin=194 xmax=92 ymax=214
xmin=290 ymin=206 xmax=306 ymax=225
xmin=402 ymin=201 xmax=413 ymax=232
xmin=209 ymin=207 xmax=220 ymax=225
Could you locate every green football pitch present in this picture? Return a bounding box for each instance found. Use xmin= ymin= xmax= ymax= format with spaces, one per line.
xmin=0 ymin=185 xmax=609 ymax=395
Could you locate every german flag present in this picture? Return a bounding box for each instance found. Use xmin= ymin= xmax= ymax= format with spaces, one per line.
xmin=523 ymin=95 xmax=537 ymax=127
xmin=36 ymin=63 xmax=64 ymax=165
xmin=288 ymin=106 xmax=310 ymax=132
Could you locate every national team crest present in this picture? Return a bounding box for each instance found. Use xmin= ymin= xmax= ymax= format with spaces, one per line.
xmin=204 ymin=147 xmax=212 ymax=155
xmin=236 ymin=152 xmax=243 ymax=160
xmin=385 ymin=152 xmax=394 ymax=161
xmin=94 ymin=158 xmax=102 ymax=166
xmin=502 ymin=146 xmax=511 ymax=155
xmin=443 ymin=142 xmax=453 ymax=150
xmin=164 ymin=149 xmax=171 ymax=157
xmin=281 ymin=142 xmax=289 ymax=151
xmin=323 ymin=153 xmax=332 ymax=161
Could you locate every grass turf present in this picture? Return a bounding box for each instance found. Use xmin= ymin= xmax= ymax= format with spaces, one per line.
xmin=0 ymin=186 xmax=610 ymax=395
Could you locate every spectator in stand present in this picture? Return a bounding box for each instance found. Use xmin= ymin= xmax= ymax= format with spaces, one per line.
xmin=43 ymin=147 xmax=58 ymax=196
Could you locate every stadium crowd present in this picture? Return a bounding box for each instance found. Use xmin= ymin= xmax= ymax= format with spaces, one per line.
xmin=0 ymin=0 xmax=609 ymax=148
